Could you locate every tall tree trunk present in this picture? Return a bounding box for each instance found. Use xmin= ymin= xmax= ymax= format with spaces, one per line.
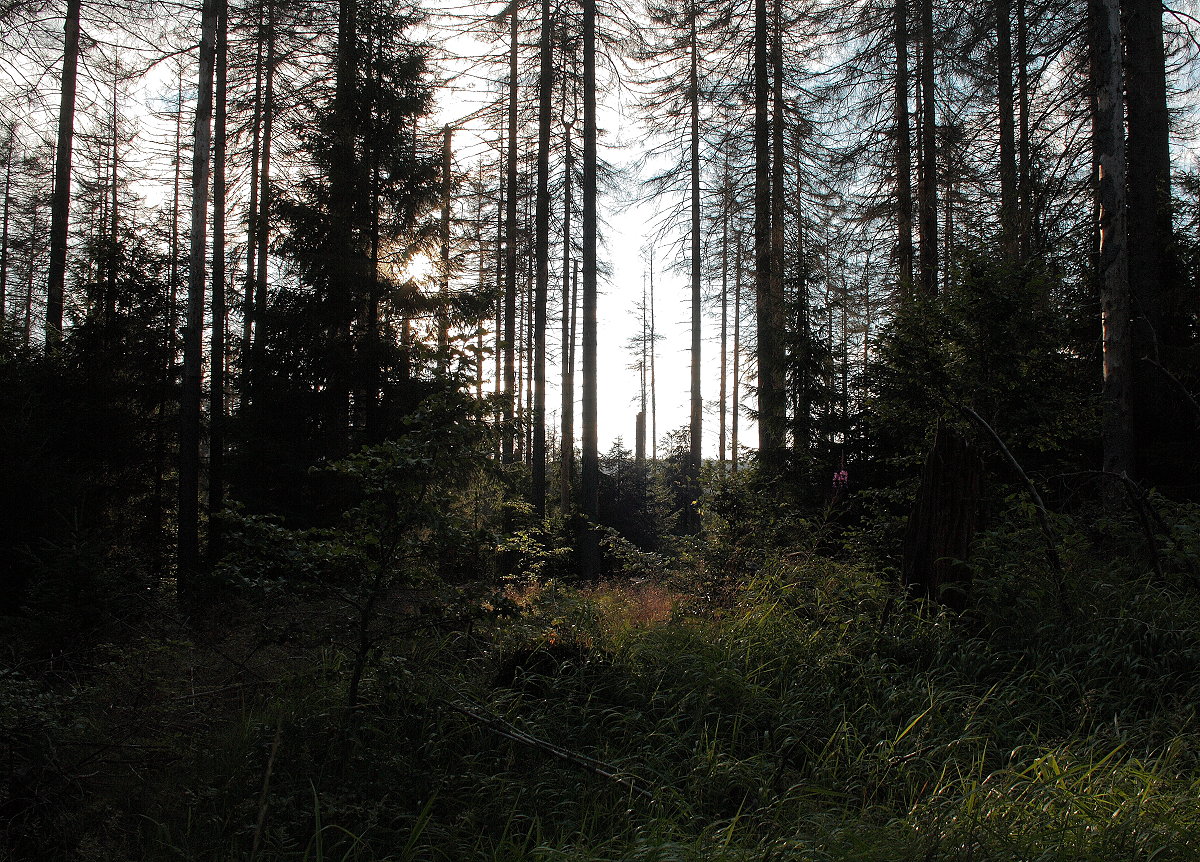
xmin=996 ymin=0 xmax=1017 ymax=259
xmin=1016 ymin=0 xmax=1030 ymax=261
xmin=46 ymin=0 xmax=82 ymax=346
xmin=731 ymin=231 xmax=741 ymax=472
xmin=240 ymin=6 xmax=263 ymax=400
xmin=754 ymin=0 xmax=783 ymax=464
xmin=719 ymin=180 xmax=728 ymax=472
xmin=1092 ymin=0 xmax=1133 ymax=479
xmin=439 ymin=125 xmax=452 ymax=369
xmin=560 ymin=120 xmax=575 ymax=512
xmin=581 ymin=0 xmax=600 ymax=565
xmin=894 ymin=0 xmax=914 ymax=297
xmin=251 ymin=9 xmax=276 ymax=395
xmin=1 ymin=143 xmax=11 ymax=324
xmin=917 ymin=0 xmax=938 ymax=295
xmin=532 ymin=0 xmax=553 ymax=517
xmin=179 ymin=0 xmax=219 ymax=587
xmin=503 ymin=0 xmax=520 ymax=463
xmin=686 ymin=0 xmax=702 ymax=531
xmin=1123 ymin=0 xmax=1177 ymax=481
xmin=649 ymin=250 xmax=657 ymax=460
xmin=209 ymin=0 xmax=228 ymax=558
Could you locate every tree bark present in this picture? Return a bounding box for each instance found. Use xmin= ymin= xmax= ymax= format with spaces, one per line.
xmin=581 ymin=0 xmax=599 ymax=573
xmin=754 ymin=0 xmax=783 ymax=463
xmin=503 ymin=0 xmax=520 ymax=463
xmin=560 ymin=118 xmax=575 ymax=512
xmin=902 ymin=421 xmax=982 ymax=609
xmin=1091 ymin=0 xmax=1133 ymax=480
xmin=178 ymin=0 xmax=219 ymax=586
xmin=209 ymin=0 xmax=228 ymax=557
xmin=532 ymin=0 xmax=553 ymax=517
xmin=1123 ymin=0 xmax=1177 ymax=482
xmin=996 ymin=0 xmax=1017 ymax=259
xmin=894 ymin=0 xmax=914 ymax=297
xmin=46 ymin=0 xmax=82 ymax=346
xmin=686 ymin=0 xmax=702 ymax=531
xmin=917 ymin=0 xmax=938 ymax=295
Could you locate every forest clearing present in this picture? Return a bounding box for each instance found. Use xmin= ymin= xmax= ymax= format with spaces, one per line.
xmin=3 ymin=0 xmax=1200 ymax=857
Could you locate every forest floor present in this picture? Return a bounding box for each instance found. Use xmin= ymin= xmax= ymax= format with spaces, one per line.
xmin=6 ymin=535 xmax=1200 ymax=861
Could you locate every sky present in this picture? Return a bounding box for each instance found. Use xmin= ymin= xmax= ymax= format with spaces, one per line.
xmin=431 ymin=29 xmax=753 ymax=461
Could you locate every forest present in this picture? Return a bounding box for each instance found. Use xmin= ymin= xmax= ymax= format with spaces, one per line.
xmin=2 ymin=0 xmax=1200 ymax=857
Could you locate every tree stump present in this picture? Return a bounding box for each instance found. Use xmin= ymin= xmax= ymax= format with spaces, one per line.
xmin=902 ymin=421 xmax=983 ymax=610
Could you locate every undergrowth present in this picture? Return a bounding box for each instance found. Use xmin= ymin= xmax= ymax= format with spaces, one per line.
xmin=5 ymin=510 xmax=1200 ymax=861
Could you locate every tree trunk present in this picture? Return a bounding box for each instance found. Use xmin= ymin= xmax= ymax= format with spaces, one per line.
xmin=46 ymin=0 xmax=82 ymax=345
xmin=996 ymin=0 xmax=1017 ymax=259
xmin=179 ymin=0 xmax=219 ymax=586
xmin=532 ymin=0 xmax=553 ymax=517
xmin=902 ymin=421 xmax=982 ymax=609
xmin=581 ymin=0 xmax=600 ymax=573
xmin=917 ymin=0 xmax=938 ymax=295
xmin=560 ymin=118 xmax=575 ymax=512
xmin=251 ymin=9 xmax=275 ymax=396
xmin=719 ymin=180 xmax=728 ymax=472
xmin=1 ymin=142 xmax=11 ymax=323
xmin=686 ymin=0 xmax=702 ymax=531
xmin=1091 ymin=0 xmax=1133 ymax=480
xmin=503 ymin=0 xmax=519 ymax=463
xmin=209 ymin=0 xmax=228 ymax=558
xmin=240 ymin=3 xmax=263 ymax=400
xmin=754 ymin=0 xmax=783 ymax=464
xmin=894 ymin=0 xmax=914 ymax=297
xmin=439 ymin=125 xmax=453 ymax=369
xmin=1123 ymin=0 xmax=1178 ymax=483
xmin=732 ymin=231 xmax=741 ymax=472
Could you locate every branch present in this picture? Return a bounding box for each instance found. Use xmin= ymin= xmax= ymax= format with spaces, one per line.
xmin=959 ymin=406 xmax=1061 ymax=574
xmin=1142 ymin=356 xmax=1200 ymax=429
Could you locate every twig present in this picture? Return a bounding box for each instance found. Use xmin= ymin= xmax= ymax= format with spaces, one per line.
xmin=441 ymin=692 xmax=657 ymax=803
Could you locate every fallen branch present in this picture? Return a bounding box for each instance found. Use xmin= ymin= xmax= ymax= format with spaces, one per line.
xmin=441 ymin=691 xmax=657 ymax=803
xmin=959 ymin=405 xmax=1061 ymax=575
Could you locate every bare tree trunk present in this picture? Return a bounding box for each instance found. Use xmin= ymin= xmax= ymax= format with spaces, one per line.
xmin=731 ymin=231 xmax=741 ymax=472
xmin=1016 ymin=0 xmax=1030 ymax=260
xmin=754 ymin=0 xmax=783 ymax=464
xmin=581 ymin=0 xmax=600 ymax=573
xmin=996 ymin=0 xmax=1017 ymax=259
xmin=649 ymin=251 xmax=657 ymax=460
xmin=719 ymin=179 xmax=728 ymax=472
xmin=46 ymin=0 xmax=82 ymax=346
xmin=917 ymin=0 xmax=938 ymax=295
xmin=179 ymin=0 xmax=219 ymax=587
xmin=1091 ymin=0 xmax=1133 ymax=480
xmin=503 ymin=0 xmax=520 ymax=463
xmin=439 ymin=125 xmax=452 ymax=369
xmin=1 ymin=141 xmax=11 ymax=324
xmin=560 ymin=120 xmax=575 ymax=512
xmin=209 ymin=0 xmax=228 ymax=560
xmin=531 ymin=0 xmax=553 ymax=517
xmin=240 ymin=2 xmax=263 ymax=400
xmin=251 ymin=9 xmax=276 ymax=395
xmin=894 ymin=0 xmax=914 ymax=297
xmin=1123 ymin=0 xmax=1177 ymax=482
xmin=686 ymin=0 xmax=702 ymax=531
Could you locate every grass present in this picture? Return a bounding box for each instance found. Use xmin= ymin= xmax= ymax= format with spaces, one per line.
xmin=6 ymin=530 xmax=1200 ymax=861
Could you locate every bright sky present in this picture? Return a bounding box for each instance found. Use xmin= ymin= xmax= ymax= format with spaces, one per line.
xmin=431 ymin=27 xmax=752 ymax=461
